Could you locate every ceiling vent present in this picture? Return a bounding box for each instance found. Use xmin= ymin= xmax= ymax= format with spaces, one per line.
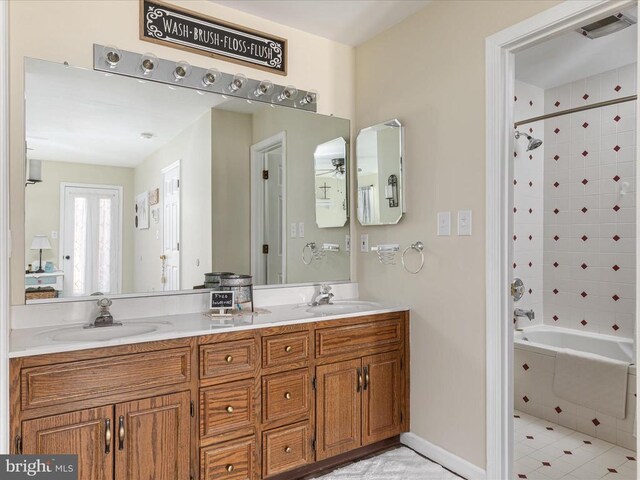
xmin=577 ymin=13 xmax=636 ymax=39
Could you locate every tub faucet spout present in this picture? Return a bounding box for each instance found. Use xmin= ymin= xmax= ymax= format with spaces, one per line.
xmin=514 ymin=308 xmax=535 ymax=321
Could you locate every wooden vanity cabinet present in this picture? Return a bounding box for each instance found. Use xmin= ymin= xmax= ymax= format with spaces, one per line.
xmin=11 ymin=311 xmax=409 ymax=480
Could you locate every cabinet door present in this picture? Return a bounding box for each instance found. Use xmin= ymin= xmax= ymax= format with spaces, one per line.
xmin=22 ymin=405 xmax=113 ymax=480
xmin=362 ymin=351 xmax=402 ymax=445
xmin=315 ymin=358 xmax=362 ymax=461
xmin=115 ymin=391 xmax=190 ymax=480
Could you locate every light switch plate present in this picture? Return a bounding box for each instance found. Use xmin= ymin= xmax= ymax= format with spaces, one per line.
xmin=290 ymin=223 xmax=297 ymax=238
xmin=51 ymin=231 xmax=58 ymax=239
xmin=360 ymin=234 xmax=369 ymax=252
xmin=437 ymin=212 xmax=451 ymax=236
xmin=458 ymin=210 xmax=472 ymax=236
xmin=298 ymin=222 xmax=305 ymax=238
xmin=345 ymin=235 xmax=350 ymax=252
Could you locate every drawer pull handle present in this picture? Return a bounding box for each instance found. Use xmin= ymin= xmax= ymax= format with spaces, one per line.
xmin=364 ymin=366 xmax=370 ymax=391
xmin=284 ymin=446 xmax=292 ymax=453
xmin=225 ymin=355 xmax=233 ymax=363
xmin=284 ymin=392 xmax=291 ymax=400
xmin=357 ymin=368 xmax=362 ymax=392
xmin=105 ymin=418 xmax=111 ymax=454
xmin=226 ymin=405 xmax=234 ymax=413
xmin=226 ymin=464 xmax=234 ymax=473
xmin=118 ymin=415 xmax=125 ymax=450
xmin=285 ymin=345 xmax=293 ymax=353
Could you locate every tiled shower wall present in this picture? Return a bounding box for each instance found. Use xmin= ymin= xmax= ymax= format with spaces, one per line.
xmin=513 ymin=80 xmax=545 ymax=327
xmin=543 ymin=64 xmax=637 ymax=337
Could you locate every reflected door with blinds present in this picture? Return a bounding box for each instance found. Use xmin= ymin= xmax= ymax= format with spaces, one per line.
xmin=61 ymin=184 xmax=122 ymax=297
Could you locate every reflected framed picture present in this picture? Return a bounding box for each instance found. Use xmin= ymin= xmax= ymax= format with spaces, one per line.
xmin=135 ymin=192 xmax=149 ymax=230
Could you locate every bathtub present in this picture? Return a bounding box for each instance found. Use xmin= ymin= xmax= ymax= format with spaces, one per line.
xmin=514 ymin=325 xmax=636 ymax=450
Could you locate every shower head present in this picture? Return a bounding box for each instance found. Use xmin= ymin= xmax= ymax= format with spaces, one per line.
xmin=515 ymin=131 xmax=543 ymax=151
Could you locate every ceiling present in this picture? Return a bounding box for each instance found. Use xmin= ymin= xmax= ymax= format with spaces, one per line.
xmin=26 ymin=59 xmax=231 ymax=168
xmin=210 ymin=0 xmax=431 ymax=46
xmin=516 ymin=13 xmax=637 ymax=89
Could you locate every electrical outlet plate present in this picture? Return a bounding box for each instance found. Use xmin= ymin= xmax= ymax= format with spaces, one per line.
xmin=345 ymin=235 xmax=350 ymax=252
xmin=458 ymin=210 xmax=472 ymax=236
xmin=298 ymin=222 xmax=305 ymax=238
xmin=437 ymin=212 xmax=451 ymax=236
xmin=290 ymin=223 xmax=297 ymax=238
xmin=360 ymin=234 xmax=369 ymax=252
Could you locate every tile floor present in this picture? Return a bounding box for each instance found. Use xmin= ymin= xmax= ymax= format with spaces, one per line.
xmin=514 ymin=410 xmax=637 ymax=480
xmin=314 ymin=447 xmax=459 ymax=480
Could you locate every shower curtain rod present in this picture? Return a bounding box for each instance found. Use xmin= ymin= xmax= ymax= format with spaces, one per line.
xmin=514 ymin=94 xmax=637 ymax=128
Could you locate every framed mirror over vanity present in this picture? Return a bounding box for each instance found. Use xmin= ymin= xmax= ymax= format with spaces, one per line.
xmin=21 ymin=56 xmax=351 ymax=303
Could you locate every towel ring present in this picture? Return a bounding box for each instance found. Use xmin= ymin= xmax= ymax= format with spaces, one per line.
xmin=302 ymin=242 xmax=316 ymax=265
xmin=401 ymin=241 xmax=425 ymax=274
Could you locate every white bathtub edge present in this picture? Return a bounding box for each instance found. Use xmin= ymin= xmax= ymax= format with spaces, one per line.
xmin=400 ymin=432 xmax=486 ymax=480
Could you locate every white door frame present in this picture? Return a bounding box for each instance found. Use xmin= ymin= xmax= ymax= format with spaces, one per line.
xmin=485 ymin=1 xmax=637 ymax=478
xmin=59 ymin=182 xmax=124 ymax=296
xmin=0 ymin=0 xmax=9 ymax=454
xmin=250 ymin=132 xmax=287 ymax=284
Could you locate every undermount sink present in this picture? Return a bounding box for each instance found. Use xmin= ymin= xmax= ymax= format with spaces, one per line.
xmin=42 ymin=322 xmax=170 ymax=343
xmin=306 ymin=301 xmax=383 ymax=315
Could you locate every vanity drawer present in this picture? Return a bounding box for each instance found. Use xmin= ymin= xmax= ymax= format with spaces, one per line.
xmin=201 ymin=436 xmax=257 ymax=480
xmin=21 ymin=348 xmax=190 ymax=410
xmin=200 ymin=338 xmax=259 ymax=381
xmin=315 ymin=316 xmax=402 ymax=358
xmin=200 ymin=379 xmax=257 ymax=440
xmin=262 ymin=332 xmax=309 ymax=369
xmin=262 ymin=369 xmax=310 ymax=424
xmin=262 ymin=422 xmax=312 ymax=477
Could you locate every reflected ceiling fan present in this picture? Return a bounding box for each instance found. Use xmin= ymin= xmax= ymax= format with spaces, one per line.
xmin=316 ymin=157 xmax=345 ymax=177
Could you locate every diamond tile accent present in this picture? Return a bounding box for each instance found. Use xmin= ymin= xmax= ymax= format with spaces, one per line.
xmin=581 ymin=263 xmax=588 ymax=269
xmin=608 ymin=468 xmax=618 ymax=473
xmin=552 ymin=315 xmax=559 ymax=321
xmin=528 ymin=208 xmax=533 ymax=214
xmin=613 ymin=175 xmax=620 ymax=182
xmin=528 ymin=235 xmax=533 ymax=241
xmin=582 ymin=122 xmax=589 ymax=128
xmin=612 ymin=294 xmax=620 ymax=302
xmin=528 ymin=262 xmax=532 ymax=267
xmin=554 ymin=154 xmax=560 ymax=161
xmin=554 ymin=101 xmax=560 ymax=107
xmin=522 ymin=363 xmax=529 ymax=371
xmin=546 ymin=427 xmax=554 ymax=431
xmin=582 ymin=93 xmax=589 ymax=100
xmin=581 ymin=291 xmax=588 ymax=298
xmin=526 ymin=435 xmax=534 ymax=439
xmin=614 ymin=145 xmax=621 ymax=152
xmin=613 ymin=205 xmax=620 ymax=212
xmin=553 ymin=236 xmax=560 ymax=241
xmin=614 ymin=115 xmax=621 ymax=122
xmin=553 ymin=289 xmax=559 ymax=295
xmin=615 ymin=85 xmax=622 ymax=92
xmin=553 ymin=208 xmax=559 ymax=214
xmin=523 ymin=396 xmax=529 ymax=403
xmin=582 ymin=151 xmax=588 ymax=157
xmin=513 ymin=235 xmax=517 ymax=241
xmin=612 ymin=324 xmax=620 ymax=331
xmin=582 ymin=178 xmax=589 ymax=185
xmin=581 ymin=319 xmax=588 ymax=326
xmin=581 ymin=235 xmax=588 ymax=242
xmin=553 ymin=262 xmax=559 ymax=268
xmin=529 ymin=100 xmax=533 ymax=106
xmin=592 ymin=418 xmax=600 ymax=426
xmin=518 ymin=475 xmax=527 ymax=479
xmin=581 ymin=207 xmax=588 ymax=213
xmin=542 ymin=462 xmax=551 ymax=467
xmin=613 ymin=235 xmax=620 ymax=242
xmin=613 ymin=265 xmax=620 ymax=271
xmin=555 ymin=406 xmax=562 ymax=413
xmin=563 ymin=450 xmax=572 ymax=455
xmin=554 ymin=127 xmax=560 ymax=134
xmin=583 ymin=440 xmax=592 ymax=445
xmin=626 ymin=456 xmax=635 ymax=461
xmin=529 ymin=181 xmax=533 ymax=187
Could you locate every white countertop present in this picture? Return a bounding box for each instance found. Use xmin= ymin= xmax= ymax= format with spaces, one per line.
xmin=10 ymin=301 xmax=408 ymax=358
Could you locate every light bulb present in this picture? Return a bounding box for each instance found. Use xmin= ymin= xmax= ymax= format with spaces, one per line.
xmin=102 ymin=45 xmax=121 ymax=68
xmin=253 ymin=80 xmax=273 ymax=97
xmin=140 ymin=53 xmax=159 ymax=75
xmin=202 ymin=68 xmax=220 ymax=87
xmin=228 ymin=73 xmax=247 ymax=92
xmin=275 ymin=85 xmax=298 ymax=102
xmin=299 ymin=90 xmax=318 ymax=106
xmin=173 ymin=61 xmax=191 ymax=81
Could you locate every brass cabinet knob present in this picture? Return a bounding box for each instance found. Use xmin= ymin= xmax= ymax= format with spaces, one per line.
xmin=226 ymin=464 xmax=234 ymax=473
xmin=284 ymin=392 xmax=291 ymax=400
xmin=285 ymin=345 xmax=293 ymax=353
xmin=225 ymin=355 xmax=233 ymax=363
xmin=226 ymin=406 xmax=234 ymax=413
xmin=284 ymin=446 xmax=292 ymax=453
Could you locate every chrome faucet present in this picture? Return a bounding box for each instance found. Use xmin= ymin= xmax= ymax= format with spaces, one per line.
xmin=310 ymin=284 xmax=334 ymax=306
xmin=86 ymin=297 xmax=122 ymax=328
xmin=514 ymin=308 xmax=535 ymax=321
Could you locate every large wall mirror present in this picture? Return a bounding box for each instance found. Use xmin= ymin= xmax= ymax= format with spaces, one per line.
xmin=356 ymin=119 xmax=404 ymax=225
xmin=23 ymin=58 xmax=350 ymax=303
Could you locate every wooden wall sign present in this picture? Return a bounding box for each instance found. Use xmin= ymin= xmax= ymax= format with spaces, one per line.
xmin=140 ymin=0 xmax=287 ymax=75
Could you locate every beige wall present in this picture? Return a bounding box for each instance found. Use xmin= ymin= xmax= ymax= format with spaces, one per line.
xmin=8 ymin=0 xmax=355 ymax=304
xmin=134 ymin=111 xmax=212 ymax=292
xmin=354 ymin=0 xmax=559 ymax=469
xmin=24 ymin=161 xmax=135 ymax=293
xmin=211 ymin=109 xmax=252 ymax=275
xmin=252 ymin=107 xmax=350 ymax=284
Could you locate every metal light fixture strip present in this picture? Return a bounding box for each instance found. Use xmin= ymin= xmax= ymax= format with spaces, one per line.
xmin=92 ymin=44 xmax=317 ymax=112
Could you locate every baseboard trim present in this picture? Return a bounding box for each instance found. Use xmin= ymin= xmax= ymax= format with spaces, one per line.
xmin=400 ymin=432 xmax=486 ymax=480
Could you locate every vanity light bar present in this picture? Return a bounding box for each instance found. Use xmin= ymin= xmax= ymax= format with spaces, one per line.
xmin=92 ymin=44 xmax=318 ymax=112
